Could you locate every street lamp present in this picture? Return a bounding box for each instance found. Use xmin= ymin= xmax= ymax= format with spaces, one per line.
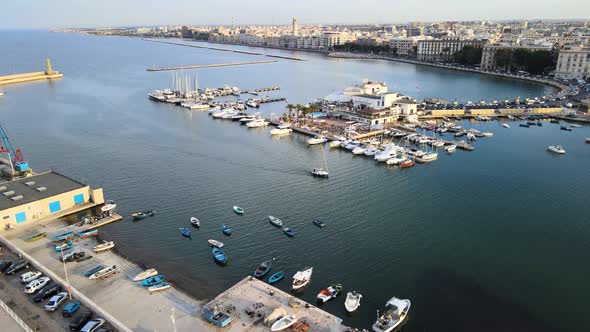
xmin=60 ymin=248 xmax=72 ymax=300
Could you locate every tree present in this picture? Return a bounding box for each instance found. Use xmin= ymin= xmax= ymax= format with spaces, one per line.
xmin=285 ymin=104 xmax=295 ymax=121
xmin=494 ymin=48 xmax=513 ymax=70
xmin=454 ymin=45 xmax=483 ymax=65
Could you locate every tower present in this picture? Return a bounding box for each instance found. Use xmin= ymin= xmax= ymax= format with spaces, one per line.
xmin=292 ymin=17 xmax=298 ymax=36
xmin=45 ymin=58 xmax=54 ymax=75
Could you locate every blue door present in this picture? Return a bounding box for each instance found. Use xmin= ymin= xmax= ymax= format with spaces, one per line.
xmin=49 ymin=201 xmax=61 ymax=213
xmin=15 ymin=212 xmax=26 ymax=224
xmin=73 ymin=193 xmax=84 ymax=205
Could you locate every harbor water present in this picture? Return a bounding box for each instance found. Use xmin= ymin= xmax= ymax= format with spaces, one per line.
xmin=1 ymin=31 xmax=589 ymax=332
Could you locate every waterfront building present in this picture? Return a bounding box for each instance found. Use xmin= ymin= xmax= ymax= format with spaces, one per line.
xmin=417 ymin=38 xmax=486 ymax=61
xmin=0 ymin=171 xmax=105 ymax=230
xmin=389 ymin=38 xmax=417 ymax=56
xmin=480 ymin=44 xmax=553 ymax=70
xmin=292 ymin=17 xmax=298 ymax=36
xmin=555 ymin=46 xmax=590 ymax=79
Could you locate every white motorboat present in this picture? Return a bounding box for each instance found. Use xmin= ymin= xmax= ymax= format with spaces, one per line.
xmin=148 ymin=282 xmax=171 ymax=292
xmin=190 ymin=217 xmax=200 ymax=227
xmin=246 ymin=119 xmax=269 ymax=128
xmin=372 ymin=297 xmax=411 ymax=332
xmin=187 ymin=103 xmax=210 ymax=111
xmin=482 ymin=132 xmax=494 ymax=137
xmin=132 ymin=268 xmax=158 ymax=282
xmin=220 ymin=109 xmax=239 ymax=119
xmin=345 ymin=291 xmax=363 ymax=313
xmin=270 ymin=124 xmax=292 ymax=136
xmin=466 ymin=132 xmax=476 ymax=141
xmin=270 ymin=314 xmax=297 ymax=331
xmin=364 ymin=147 xmax=378 ymax=156
xmin=502 ymin=123 xmax=510 ymax=128
xmin=239 ymin=116 xmax=256 ymax=124
xmin=344 ymin=141 xmax=360 ymax=150
xmin=329 ymin=140 xmax=343 ymax=148
xmin=207 ymin=239 xmax=224 ymax=248
xmin=547 ymin=145 xmax=566 ymax=154
xmin=307 ymin=136 xmax=327 ymax=145
xmin=570 ymin=124 xmax=582 ymax=128
xmin=92 ymin=241 xmax=115 ymax=253
xmin=431 ymin=141 xmax=445 ymax=148
xmin=352 ymin=145 xmax=367 ymax=155
xmin=246 ymin=100 xmax=260 ymax=108
xmin=211 ymin=108 xmax=229 ymax=118
xmin=311 ymin=168 xmax=329 ymax=178
xmin=268 ymin=216 xmax=283 ymax=227
xmin=101 ymin=200 xmax=117 ymax=212
xmin=416 ymin=152 xmax=438 ymax=163
xmin=375 ymin=145 xmax=404 ymax=162
xmin=386 ymin=156 xmax=405 ymax=165
xmin=292 ymin=267 xmax=313 ymax=290
xmin=444 ymin=144 xmax=457 ymax=153
xmin=89 ymin=265 xmax=118 ymax=280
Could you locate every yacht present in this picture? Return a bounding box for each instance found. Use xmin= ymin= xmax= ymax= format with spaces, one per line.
xmin=352 ymin=145 xmax=367 ymax=155
xmin=364 ymin=147 xmax=378 ymax=156
xmin=329 ymin=140 xmax=344 ymax=148
xmin=239 ymin=116 xmax=257 ymax=124
xmin=307 ymin=136 xmax=328 ymax=145
xmin=270 ymin=123 xmax=292 ymax=136
xmin=246 ymin=118 xmax=269 ymax=128
xmin=444 ymin=144 xmax=457 ymax=153
xmin=502 ymin=123 xmax=510 ymax=128
xmin=375 ymin=145 xmax=404 ymax=162
xmin=372 ymin=297 xmax=411 ymax=332
xmin=547 ymin=145 xmax=566 ymax=154
xmin=211 ymin=108 xmax=231 ymax=118
xmin=344 ymin=141 xmax=360 ymax=150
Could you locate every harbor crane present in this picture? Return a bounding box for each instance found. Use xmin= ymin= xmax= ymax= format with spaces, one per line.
xmin=0 ymin=123 xmax=29 ymax=173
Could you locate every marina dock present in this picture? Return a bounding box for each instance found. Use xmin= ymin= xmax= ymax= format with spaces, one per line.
xmin=205 ymin=276 xmax=348 ymax=331
xmin=0 ymin=59 xmax=63 ymax=86
xmin=146 ymin=60 xmax=277 ymax=71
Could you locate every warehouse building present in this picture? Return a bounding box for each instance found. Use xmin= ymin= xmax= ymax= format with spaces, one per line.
xmin=0 ymin=171 xmax=104 ymax=230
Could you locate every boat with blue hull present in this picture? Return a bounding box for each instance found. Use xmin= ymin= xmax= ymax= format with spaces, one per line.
xmin=77 ymin=229 xmax=98 ymax=239
xmin=179 ymin=228 xmax=191 ymax=237
xmin=268 ymin=271 xmax=285 ymax=284
xmin=83 ymin=265 xmax=104 ymax=277
xmin=312 ymin=218 xmax=326 ymax=228
xmin=222 ymin=224 xmax=232 ymax=236
xmin=202 ymin=306 xmax=232 ymax=327
xmin=55 ymin=241 xmax=74 ymax=252
xmin=52 ymin=232 xmax=74 ymax=242
xmin=254 ymin=259 xmax=272 ymax=278
xmin=283 ymin=227 xmax=295 ymax=237
xmin=212 ymin=248 xmax=228 ymax=265
xmin=142 ymin=275 xmax=165 ymax=287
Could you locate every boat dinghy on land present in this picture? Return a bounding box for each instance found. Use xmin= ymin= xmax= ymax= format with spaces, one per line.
xmin=132 ymin=268 xmax=158 ymax=281
xmin=93 ymin=241 xmax=115 ymax=253
xmin=88 ymin=265 xmax=118 ymax=280
xmin=142 ymin=275 xmax=165 ymax=287
xmin=148 ymin=282 xmax=171 ymax=292
xmin=202 ymin=306 xmax=233 ymax=327
xmin=271 ymin=314 xmax=298 ymax=331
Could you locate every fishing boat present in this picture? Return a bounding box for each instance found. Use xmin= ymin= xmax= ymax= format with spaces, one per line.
xmin=254 ymin=259 xmax=272 ymax=278
xmin=317 ymin=283 xmax=342 ymax=303
xmin=212 ymin=248 xmax=228 ymax=265
xmin=312 ymin=217 xmax=326 ymax=228
xmin=132 ymin=268 xmax=158 ymax=281
xmin=519 ymin=123 xmax=530 ymax=128
xmin=190 ymin=216 xmax=200 ymax=227
xmin=547 ymin=145 xmax=566 ymax=154
xmin=268 ymin=271 xmax=285 ymax=284
xmin=131 ymin=210 xmax=155 ymax=220
xmin=100 ymin=200 xmax=117 ymax=212
xmin=208 ymin=239 xmax=224 ymax=248
xmin=560 ymin=125 xmax=572 ymax=131
xmin=25 ymin=232 xmax=47 ymax=242
xmin=52 ymin=232 xmax=75 ymax=242
xmin=142 ymin=275 xmax=165 ymax=287
xmin=268 ymin=216 xmax=283 ymax=227
xmin=292 ymin=267 xmax=313 ymax=290
xmin=271 ymin=314 xmax=298 ymax=331
xmin=202 ymin=306 xmax=233 ymax=327
xmin=148 ymin=282 xmax=171 ymax=292
xmin=283 ymin=227 xmax=295 ymax=237
xmin=444 ymin=144 xmax=456 ymax=153
xmin=55 ymin=241 xmax=74 ymax=252
xmin=345 ymin=291 xmax=363 ymax=312
xmin=306 ymin=136 xmax=327 ymax=145
xmin=84 ymin=265 xmax=105 ymax=277
xmin=88 ymin=265 xmax=118 ymax=280
xmin=400 ymin=159 xmax=415 ymax=169
xmin=233 ymin=206 xmax=244 ymax=214
xmin=93 ymin=241 xmax=115 ymax=253
xmin=372 ymin=297 xmax=411 ymax=332
xmin=502 ymin=123 xmax=510 ymax=128
xmin=222 ymin=224 xmax=232 ymax=236
xmin=179 ymin=228 xmax=191 ymax=237
xmin=311 ymin=168 xmax=329 ymax=178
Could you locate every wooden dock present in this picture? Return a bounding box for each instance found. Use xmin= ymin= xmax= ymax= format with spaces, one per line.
xmin=146 ymin=60 xmax=277 ymax=71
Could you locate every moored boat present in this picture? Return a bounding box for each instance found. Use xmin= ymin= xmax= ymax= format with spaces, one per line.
xmin=271 ymin=314 xmax=297 ymax=331
xmin=212 ymin=247 xmax=228 ymax=265
xmin=88 ymin=265 xmax=118 ymax=280
xmin=93 ymin=241 xmax=115 ymax=253
xmin=444 ymin=144 xmax=456 ymax=153
xmin=131 ymin=210 xmax=155 ymax=220
xmin=132 ymin=268 xmax=158 ymax=281
xmin=254 ymin=259 xmax=272 ymax=278
xmin=202 ymin=306 xmax=233 ymax=327
xmin=547 ymin=145 xmax=566 ymax=154
xmin=52 ymin=231 xmax=75 ymax=242
xmin=400 ymin=159 xmax=415 ymax=169
xmin=268 ymin=271 xmax=285 ymax=284
xmin=179 ymin=228 xmax=191 ymax=237
xmin=345 ymin=291 xmax=363 ymax=313
xmin=586 ymin=138 xmax=590 ymax=144
xmin=520 ymin=123 xmax=530 ymax=128
xmin=142 ymin=275 xmax=165 ymax=287
xmin=307 ymin=136 xmax=327 ymax=145
xmin=482 ymin=132 xmax=494 ymax=137
xmin=329 ymin=140 xmax=343 ymax=148
xmin=312 ymin=217 xmax=326 ymax=228
xmin=148 ymin=282 xmax=171 ymax=292
xmin=560 ymin=125 xmax=572 ymax=131
xmin=25 ymin=232 xmax=47 ymax=242
xmin=317 ymin=283 xmax=342 ymax=303
xmin=268 ymin=216 xmax=283 ymax=227
xmin=415 ymin=152 xmax=438 ymax=163
xmin=222 ymin=224 xmax=232 ymax=236
xmin=372 ymin=297 xmax=411 ymax=332
xmin=190 ymin=216 xmax=200 ymax=227
xmin=233 ymin=206 xmax=244 ymax=214
xmin=502 ymin=123 xmax=510 ymax=128
xmin=292 ymin=267 xmax=313 ymax=290
xmin=100 ymin=200 xmax=117 ymax=212
xmin=283 ymin=227 xmax=295 ymax=237
xmin=311 ymin=168 xmax=329 ymax=178
xmin=208 ymin=239 xmax=224 ymax=248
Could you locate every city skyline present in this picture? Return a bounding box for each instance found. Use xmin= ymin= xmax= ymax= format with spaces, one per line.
xmin=1 ymin=0 xmax=589 ymax=29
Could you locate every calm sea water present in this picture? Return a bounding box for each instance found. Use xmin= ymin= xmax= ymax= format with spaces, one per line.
xmin=1 ymin=31 xmax=589 ymax=332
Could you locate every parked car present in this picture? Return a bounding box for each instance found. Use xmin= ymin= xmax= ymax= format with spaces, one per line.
xmin=5 ymin=260 xmax=30 ymax=275
xmin=0 ymin=260 xmax=13 ymax=273
xmin=25 ymin=276 xmax=51 ymax=294
xmin=62 ymin=301 xmax=81 ymax=317
xmin=44 ymin=292 xmax=68 ymax=311
xmin=33 ymin=282 xmax=62 ymax=303
xmin=20 ymin=271 xmax=42 ymax=283
xmin=81 ymin=318 xmax=105 ymax=332
xmin=69 ymin=311 xmax=92 ymax=331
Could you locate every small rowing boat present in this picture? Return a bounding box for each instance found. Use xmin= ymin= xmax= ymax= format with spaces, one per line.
xmin=268 ymin=271 xmax=285 ymax=284
xmin=344 ymin=291 xmax=362 ymax=312
xmin=254 ymin=259 xmax=272 ymax=278
xmin=283 ymin=227 xmax=295 ymax=237
xmin=268 ymin=215 xmax=283 ymax=227
xmin=84 ymin=265 xmax=104 ymax=277
xmin=212 ymin=247 xmax=228 ymax=265
xmin=202 ymin=306 xmax=233 ymax=327
xmin=93 ymin=241 xmax=115 ymax=253
xmin=208 ymin=239 xmax=224 ymax=248
xmin=77 ymin=229 xmax=98 ymax=239
xmin=142 ymin=275 xmax=165 ymax=287
xmin=271 ymin=314 xmax=297 ymax=331
xmin=25 ymin=232 xmax=47 ymax=242
xmin=148 ymin=282 xmax=171 ymax=292
xmin=52 ymin=232 xmax=74 ymax=242
xmin=312 ymin=217 xmax=326 ymax=228
xmin=55 ymin=241 xmax=74 ymax=252
xmin=233 ymin=206 xmax=244 ymax=214
xmin=179 ymin=228 xmax=191 ymax=237
xmin=131 ymin=210 xmax=155 ymax=220
xmin=132 ymin=268 xmax=158 ymax=281
xmin=89 ymin=265 xmax=118 ymax=280
xmin=190 ymin=216 xmax=200 ymax=227
xmin=222 ymin=224 xmax=232 ymax=236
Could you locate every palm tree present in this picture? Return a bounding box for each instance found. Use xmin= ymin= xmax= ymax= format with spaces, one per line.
xmin=295 ymin=104 xmax=304 ymax=126
xmin=285 ymin=104 xmax=295 ymax=121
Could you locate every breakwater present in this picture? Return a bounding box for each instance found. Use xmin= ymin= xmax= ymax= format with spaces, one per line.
xmin=146 ymin=60 xmax=277 ymax=71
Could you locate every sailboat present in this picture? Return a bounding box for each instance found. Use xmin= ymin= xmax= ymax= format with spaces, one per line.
xmin=311 ymin=145 xmax=329 ymax=178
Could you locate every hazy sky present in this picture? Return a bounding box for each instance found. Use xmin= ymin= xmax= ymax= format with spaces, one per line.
xmin=1 ymin=0 xmax=587 ymax=29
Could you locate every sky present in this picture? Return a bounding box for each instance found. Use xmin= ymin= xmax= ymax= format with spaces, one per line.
xmin=0 ymin=0 xmax=587 ymax=29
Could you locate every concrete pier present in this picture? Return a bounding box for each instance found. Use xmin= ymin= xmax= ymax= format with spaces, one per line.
xmin=0 ymin=59 xmax=63 ymax=86
xmin=146 ymin=60 xmax=277 ymax=71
